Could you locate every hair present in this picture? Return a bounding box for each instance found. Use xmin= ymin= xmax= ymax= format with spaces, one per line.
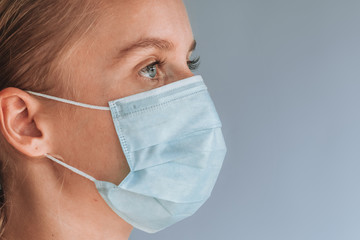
xmin=0 ymin=0 xmax=102 ymax=236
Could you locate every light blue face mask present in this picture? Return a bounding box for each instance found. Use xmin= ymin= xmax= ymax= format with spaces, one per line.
xmin=27 ymin=75 xmax=226 ymax=233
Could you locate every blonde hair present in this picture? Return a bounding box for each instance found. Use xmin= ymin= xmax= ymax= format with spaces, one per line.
xmin=0 ymin=0 xmax=102 ymax=236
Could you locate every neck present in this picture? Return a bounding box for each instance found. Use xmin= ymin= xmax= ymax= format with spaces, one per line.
xmin=2 ymin=157 xmax=132 ymax=240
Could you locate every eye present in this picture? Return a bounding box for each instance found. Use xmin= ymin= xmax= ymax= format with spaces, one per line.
xmin=139 ymin=61 xmax=159 ymax=79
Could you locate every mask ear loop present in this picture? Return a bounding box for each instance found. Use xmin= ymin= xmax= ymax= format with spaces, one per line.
xmin=26 ymin=91 xmax=108 ymax=182
xmin=45 ymin=154 xmax=97 ymax=182
xmin=26 ymin=91 xmax=110 ymax=111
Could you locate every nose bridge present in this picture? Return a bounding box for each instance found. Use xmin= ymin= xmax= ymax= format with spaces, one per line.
xmin=166 ymin=64 xmax=195 ymax=84
xmin=176 ymin=70 xmax=195 ymax=81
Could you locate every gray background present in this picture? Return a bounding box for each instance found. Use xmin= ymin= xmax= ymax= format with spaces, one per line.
xmin=131 ymin=0 xmax=360 ymax=239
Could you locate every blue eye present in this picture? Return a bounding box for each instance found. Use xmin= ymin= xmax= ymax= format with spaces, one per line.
xmin=139 ymin=62 xmax=158 ymax=79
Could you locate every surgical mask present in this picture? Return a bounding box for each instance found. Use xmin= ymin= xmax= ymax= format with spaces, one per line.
xmin=27 ymin=75 xmax=227 ymax=233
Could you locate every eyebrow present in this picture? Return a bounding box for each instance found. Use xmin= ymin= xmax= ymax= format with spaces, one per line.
xmin=115 ymin=38 xmax=197 ymax=59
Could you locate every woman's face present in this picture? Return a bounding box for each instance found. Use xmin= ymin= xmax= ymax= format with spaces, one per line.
xmin=49 ymin=0 xmax=196 ymax=184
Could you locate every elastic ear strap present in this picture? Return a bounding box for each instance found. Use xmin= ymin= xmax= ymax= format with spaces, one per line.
xmin=27 ymin=91 xmax=110 ymax=111
xmin=45 ymin=154 xmax=97 ymax=182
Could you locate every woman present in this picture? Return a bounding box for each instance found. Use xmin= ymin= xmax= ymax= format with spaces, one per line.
xmin=0 ymin=0 xmax=226 ymax=239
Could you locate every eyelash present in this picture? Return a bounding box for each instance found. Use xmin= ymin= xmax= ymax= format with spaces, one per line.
xmin=187 ymin=56 xmax=201 ymax=71
xmin=141 ymin=57 xmax=201 ymax=76
xmin=138 ymin=56 xmax=201 ymax=84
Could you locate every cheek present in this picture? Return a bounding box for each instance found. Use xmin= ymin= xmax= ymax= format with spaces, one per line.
xmin=55 ymin=109 xmax=130 ymax=185
xmin=88 ymin=114 xmax=130 ymax=184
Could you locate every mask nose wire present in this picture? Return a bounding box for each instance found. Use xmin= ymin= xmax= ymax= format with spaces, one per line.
xmin=45 ymin=154 xmax=97 ymax=182
xmin=26 ymin=91 xmax=111 ymax=111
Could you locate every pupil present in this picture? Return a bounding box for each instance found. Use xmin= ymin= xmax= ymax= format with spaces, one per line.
xmin=148 ymin=65 xmax=157 ymax=78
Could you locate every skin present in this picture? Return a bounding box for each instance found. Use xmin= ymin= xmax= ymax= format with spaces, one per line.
xmin=0 ymin=0 xmax=196 ymax=239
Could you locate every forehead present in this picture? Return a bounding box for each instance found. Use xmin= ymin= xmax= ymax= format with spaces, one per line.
xmin=85 ymin=0 xmax=193 ymax=55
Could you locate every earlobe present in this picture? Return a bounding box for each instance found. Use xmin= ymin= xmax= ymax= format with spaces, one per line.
xmin=0 ymin=87 xmax=49 ymax=157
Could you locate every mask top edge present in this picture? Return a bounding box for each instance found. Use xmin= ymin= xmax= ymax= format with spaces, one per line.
xmin=108 ymin=75 xmax=203 ymax=105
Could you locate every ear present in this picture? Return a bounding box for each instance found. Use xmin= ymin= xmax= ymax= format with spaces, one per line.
xmin=0 ymin=87 xmax=51 ymax=157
